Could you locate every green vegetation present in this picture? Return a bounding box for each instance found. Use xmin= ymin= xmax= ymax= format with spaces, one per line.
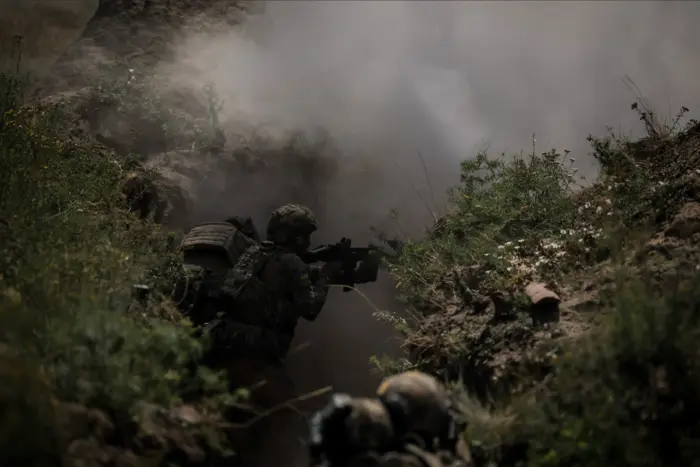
xmin=4 ymin=35 xmax=700 ymax=465
xmin=521 ymin=275 xmax=700 ymax=467
xmin=384 ymin=92 xmax=700 ymax=465
xmin=0 ymin=74 xmax=235 ymax=465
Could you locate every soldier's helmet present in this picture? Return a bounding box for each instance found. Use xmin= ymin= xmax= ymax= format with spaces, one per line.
xmin=309 ymin=394 xmax=395 ymax=464
xmin=376 ymin=371 xmax=457 ymax=450
xmin=266 ymin=204 xmax=318 ymax=243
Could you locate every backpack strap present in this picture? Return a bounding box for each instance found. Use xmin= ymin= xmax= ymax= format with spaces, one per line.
xmin=228 ymin=243 xmax=276 ymax=300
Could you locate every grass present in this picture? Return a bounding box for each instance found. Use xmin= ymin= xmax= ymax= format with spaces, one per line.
xmin=0 ymin=72 xmax=236 ymax=464
xmin=383 ymin=89 xmax=700 ymax=465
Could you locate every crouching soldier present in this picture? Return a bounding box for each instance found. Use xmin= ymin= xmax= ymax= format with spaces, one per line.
xmin=308 ymin=371 xmax=473 ymax=467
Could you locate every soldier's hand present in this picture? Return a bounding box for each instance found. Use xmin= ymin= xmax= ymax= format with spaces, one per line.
xmin=322 ymin=261 xmax=345 ymax=283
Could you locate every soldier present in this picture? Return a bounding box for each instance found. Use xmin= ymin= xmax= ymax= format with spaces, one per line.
xmin=171 ymin=215 xmax=261 ymax=326
xmin=309 ymin=371 xmax=473 ymax=467
xmin=207 ymin=204 xmax=344 ymax=467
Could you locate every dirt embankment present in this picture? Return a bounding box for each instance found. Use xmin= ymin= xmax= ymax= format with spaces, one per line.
xmin=11 ymin=2 xmax=405 ymax=465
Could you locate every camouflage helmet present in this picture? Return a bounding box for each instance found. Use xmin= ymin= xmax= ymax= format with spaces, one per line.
xmin=266 ymin=203 xmax=318 ymax=243
xmin=376 ymin=371 xmax=456 ymax=449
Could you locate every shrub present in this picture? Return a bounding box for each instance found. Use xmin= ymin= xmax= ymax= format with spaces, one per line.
xmin=522 ymin=272 xmax=700 ymax=467
xmin=0 ymin=73 xmax=232 ymax=462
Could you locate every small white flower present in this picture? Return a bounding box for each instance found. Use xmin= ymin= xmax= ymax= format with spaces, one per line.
xmin=497 ymin=245 xmax=505 ymax=250
xmin=518 ymin=239 xmax=525 ymax=243
xmin=506 ymin=267 xmax=512 ymax=272
xmin=595 ymin=206 xmax=603 ymax=214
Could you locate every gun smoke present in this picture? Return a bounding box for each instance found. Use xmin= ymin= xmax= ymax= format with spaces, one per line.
xmin=10 ymin=0 xmax=700 ymax=406
xmin=160 ymin=0 xmax=700 ymax=398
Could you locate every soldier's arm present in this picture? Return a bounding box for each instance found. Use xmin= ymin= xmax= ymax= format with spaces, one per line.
xmin=281 ymin=253 xmax=330 ymax=321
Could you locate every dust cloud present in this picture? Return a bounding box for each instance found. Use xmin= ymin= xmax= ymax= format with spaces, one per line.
xmin=159 ymin=0 xmax=700 ymax=398
xmin=0 ymin=0 xmax=97 ymax=75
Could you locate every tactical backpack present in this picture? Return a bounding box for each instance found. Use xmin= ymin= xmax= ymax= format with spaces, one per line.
xmin=175 ymin=221 xmax=259 ymax=324
xmin=180 ymin=222 xmax=259 ymax=275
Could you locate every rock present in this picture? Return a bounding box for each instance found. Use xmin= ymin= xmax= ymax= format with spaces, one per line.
xmin=171 ymin=404 xmax=202 ymax=425
xmin=57 ymin=402 xmax=115 ymax=442
xmin=665 ymin=202 xmax=700 ymax=239
xmin=65 ymin=438 xmax=110 ymax=467
xmin=524 ymin=282 xmax=561 ymax=326
xmin=110 ymin=451 xmax=141 ymax=467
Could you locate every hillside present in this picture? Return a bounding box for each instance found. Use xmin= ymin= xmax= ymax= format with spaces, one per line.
xmin=385 ymin=106 xmax=700 ymax=465
xmin=2 ymin=1 xmax=700 ymax=466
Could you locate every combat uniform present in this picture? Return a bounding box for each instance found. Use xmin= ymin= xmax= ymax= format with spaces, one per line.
xmin=208 ymin=204 xmax=333 ymax=467
xmin=173 ymin=219 xmax=259 ymax=326
xmin=328 ymin=447 xmax=471 ymax=467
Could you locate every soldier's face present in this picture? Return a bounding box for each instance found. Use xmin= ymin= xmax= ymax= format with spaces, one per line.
xmin=295 ymin=233 xmax=312 ymax=253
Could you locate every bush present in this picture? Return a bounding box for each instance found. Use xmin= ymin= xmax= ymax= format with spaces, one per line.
xmin=521 ymin=272 xmax=700 ymax=467
xmin=384 ymin=143 xmax=636 ymax=377
xmin=383 ymin=98 xmax=700 ymax=465
xmin=0 ymin=73 xmax=232 ymax=463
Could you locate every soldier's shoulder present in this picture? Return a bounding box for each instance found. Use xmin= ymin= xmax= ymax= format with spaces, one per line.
xmin=276 ymin=251 xmax=308 ymax=273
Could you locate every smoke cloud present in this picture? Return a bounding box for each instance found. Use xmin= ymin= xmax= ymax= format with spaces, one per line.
xmin=156 ymin=0 xmax=700 ymax=398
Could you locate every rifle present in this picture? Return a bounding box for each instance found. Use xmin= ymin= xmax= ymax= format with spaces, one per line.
xmin=300 ymin=237 xmax=382 ymax=292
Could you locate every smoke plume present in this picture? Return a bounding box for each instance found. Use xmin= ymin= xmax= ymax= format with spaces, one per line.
xmin=158 ymin=0 xmax=700 ymax=397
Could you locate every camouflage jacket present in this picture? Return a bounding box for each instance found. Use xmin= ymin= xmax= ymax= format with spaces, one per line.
xmin=319 ymin=445 xmax=472 ymax=467
xmin=172 ymin=263 xmax=226 ymax=326
xmin=210 ymin=241 xmax=330 ymax=360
